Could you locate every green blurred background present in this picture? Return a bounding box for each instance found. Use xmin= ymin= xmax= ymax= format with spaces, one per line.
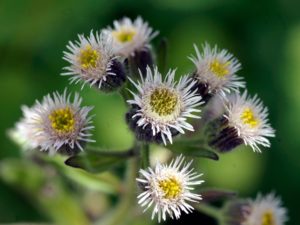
xmin=1 ymin=0 xmax=300 ymax=224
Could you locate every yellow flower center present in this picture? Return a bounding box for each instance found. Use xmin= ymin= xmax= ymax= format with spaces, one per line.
xmin=209 ymin=59 xmax=230 ymax=77
xmin=240 ymin=108 xmax=259 ymax=128
xmin=150 ymin=88 xmax=178 ymax=116
xmin=79 ymin=45 xmax=100 ymax=69
xmin=262 ymin=211 xmax=275 ymax=225
xmin=112 ymin=28 xmax=136 ymax=43
xmin=158 ymin=177 xmax=182 ymax=199
xmin=49 ymin=107 xmax=75 ymax=133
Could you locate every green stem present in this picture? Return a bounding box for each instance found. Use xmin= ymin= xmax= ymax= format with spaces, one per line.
xmin=194 ymin=203 xmax=223 ymax=222
xmin=119 ymin=84 xmax=130 ymax=103
xmin=141 ymin=143 xmax=150 ymax=168
xmin=96 ymin=157 xmax=138 ymax=225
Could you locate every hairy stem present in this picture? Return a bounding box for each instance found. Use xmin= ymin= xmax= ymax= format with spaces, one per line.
xmin=96 ymin=157 xmax=138 ymax=225
xmin=141 ymin=143 xmax=150 ymax=168
xmin=119 ymin=84 xmax=131 ymax=102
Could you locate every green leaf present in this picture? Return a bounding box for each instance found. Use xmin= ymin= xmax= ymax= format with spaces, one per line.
xmin=168 ymin=142 xmax=219 ymax=160
xmin=42 ymin=154 xmax=121 ymax=194
xmin=65 ymin=150 xmax=129 ymax=173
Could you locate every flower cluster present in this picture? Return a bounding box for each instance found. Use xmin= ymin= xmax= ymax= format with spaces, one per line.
xmin=8 ymin=16 xmax=286 ymax=224
xmin=10 ymin=16 xmax=276 ymax=154
xmin=10 ymin=16 xmax=158 ymax=154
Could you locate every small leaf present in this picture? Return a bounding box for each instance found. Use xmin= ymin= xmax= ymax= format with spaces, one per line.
xmin=42 ymin=155 xmax=121 ymax=194
xmin=201 ymin=189 xmax=238 ymax=202
xmin=65 ymin=150 xmax=128 ymax=173
xmin=168 ymin=142 xmax=219 ymax=160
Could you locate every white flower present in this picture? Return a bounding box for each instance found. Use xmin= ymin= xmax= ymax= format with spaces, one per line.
xmin=8 ymin=105 xmax=46 ymax=151
xmin=137 ymin=155 xmax=204 ymax=222
xmin=127 ymin=66 xmax=203 ymax=145
xmin=62 ymin=30 xmax=125 ymax=90
xmin=24 ymin=90 xmax=94 ymax=154
xmin=104 ymin=16 xmax=158 ymax=57
xmin=242 ymin=193 xmax=288 ymax=225
xmin=224 ymin=91 xmax=275 ymax=152
xmin=189 ymin=43 xmax=245 ymax=97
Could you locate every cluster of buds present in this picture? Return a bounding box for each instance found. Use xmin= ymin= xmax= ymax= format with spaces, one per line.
xmin=9 ymin=16 xmax=275 ymax=155
xmin=8 ymin=16 xmax=287 ymax=224
xmin=10 ymin=17 xmax=158 ymax=154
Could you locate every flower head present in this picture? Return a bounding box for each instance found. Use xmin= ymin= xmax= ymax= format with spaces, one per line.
xmin=16 ymin=90 xmax=94 ymax=155
xmin=223 ymin=193 xmax=287 ymax=225
xmin=242 ymin=193 xmax=288 ymax=225
xmin=104 ymin=16 xmax=158 ymax=57
xmin=62 ymin=30 xmax=126 ymax=91
xmin=189 ymin=43 xmax=244 ymax=101
xmin=8 ymin=105 xmax=46 ymax=151
xmin=126 ymin=66 xmax=203 ymax=145
xmin=209 ymin=91 xmax=275 ymax=152
xmin=137 ymin=155 xmax=204 ymax=222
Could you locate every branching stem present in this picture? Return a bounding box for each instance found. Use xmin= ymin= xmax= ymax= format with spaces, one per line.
xmin=141 ymin=143 xmax=150 ymax=168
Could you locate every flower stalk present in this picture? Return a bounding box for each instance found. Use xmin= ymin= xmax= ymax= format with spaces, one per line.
xmin=141 ymin=143 xmax=150 ymax=168
xmin=96 ymin=157 xmax=138 ymax=225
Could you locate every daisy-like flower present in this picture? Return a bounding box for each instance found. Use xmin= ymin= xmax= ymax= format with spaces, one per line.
xmin=241 ymin=193 xmax=288 ymax=225
xmin=8 ymin=105 xmax=46 ymax=151
xmin=126 ymin=66 xmax=203 ymax=145
xmin=209 ymin=91 xmax=275 ymax=152
xmin=189 ymin=43 xmax=245 ymax=102
xmin=222 ymin=193 xmax=288 ymax=225
xmin=104 ymin=16 xmax=158 ymax=58
xmin=19 ymin=90 xmax=94 ymax=155
xmin=136 ymin=155 xmax=204 ymax=222
xmin=62 ymin=30 xmax=126 ymax=91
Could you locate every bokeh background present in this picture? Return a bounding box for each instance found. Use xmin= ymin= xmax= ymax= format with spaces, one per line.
xmin=1 ymin=0 xmax=300 ymax=224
